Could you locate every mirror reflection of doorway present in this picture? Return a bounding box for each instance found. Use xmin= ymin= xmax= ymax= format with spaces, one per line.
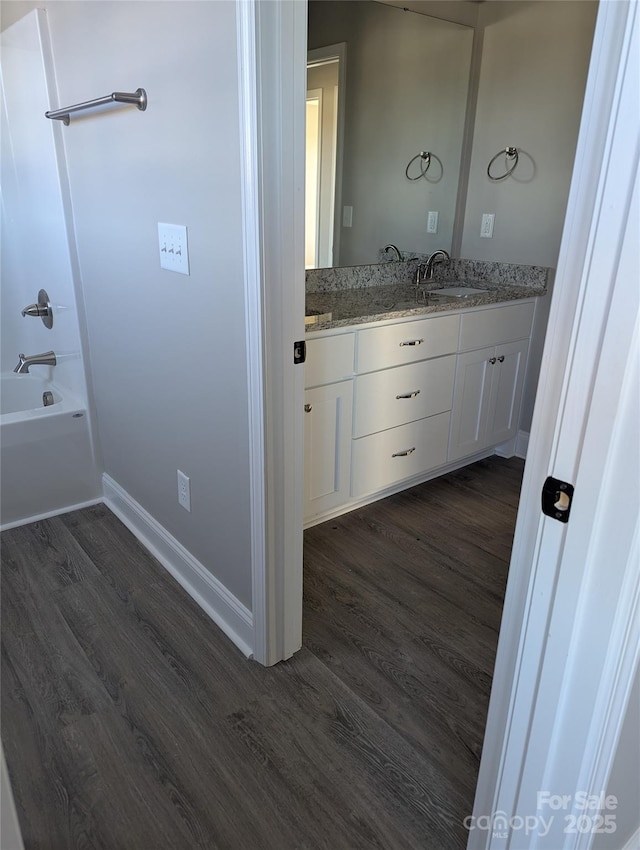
xmin=306 ymin=55 xmax=341 ymax=268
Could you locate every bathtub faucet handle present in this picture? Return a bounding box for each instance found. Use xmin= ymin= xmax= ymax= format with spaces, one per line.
xmin=21 ymin=289 xmax=53 ymax=329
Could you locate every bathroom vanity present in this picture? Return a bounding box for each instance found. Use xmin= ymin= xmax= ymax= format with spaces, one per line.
xmin=303 ymin=278 xmax=543 ymax=526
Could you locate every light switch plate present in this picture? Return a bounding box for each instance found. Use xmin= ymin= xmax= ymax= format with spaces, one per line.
xmin=427 ymin=211 xmax=439 ymax=233
xmin=158 ymin=223 xmax=190 ymax=274
xmin=343 ymin=206 xmax=353 ymax=228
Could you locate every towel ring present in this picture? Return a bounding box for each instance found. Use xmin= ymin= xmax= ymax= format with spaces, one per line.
xmin=405 ymin=151 xmax=431 ymax=181
xmin=487 ymin=146 xmax=519 ymax=180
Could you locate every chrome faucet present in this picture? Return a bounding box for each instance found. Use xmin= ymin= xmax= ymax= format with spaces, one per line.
xmin=383 ymin=244 xmax=403 ymax=262
xmin=13 ymin=351 xmax=57 ymax=374
xmin=415 ymin=249 xmax=451 ymax=283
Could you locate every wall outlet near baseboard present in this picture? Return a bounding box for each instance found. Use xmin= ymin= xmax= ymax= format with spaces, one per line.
xmin=177 ymin=470 xmax=191 ymax=511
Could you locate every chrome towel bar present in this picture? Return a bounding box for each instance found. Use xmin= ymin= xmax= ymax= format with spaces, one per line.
xmin=45 ymin=88 xmax=147 ymax=125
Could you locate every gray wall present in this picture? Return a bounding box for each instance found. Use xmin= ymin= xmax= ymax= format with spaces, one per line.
xmin=3 ymin=1 xmax=254 ymax=609
xmin=461 ymin=0 xmax=598 ymax=266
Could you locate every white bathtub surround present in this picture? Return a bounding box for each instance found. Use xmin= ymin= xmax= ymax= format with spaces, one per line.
xmin=0 ymin=373 xmax=100 ymax=531
xmin=0 ymin=10 xmax=101 ymax=528
xmin=103 ymin=475 xmax=254 ymax=658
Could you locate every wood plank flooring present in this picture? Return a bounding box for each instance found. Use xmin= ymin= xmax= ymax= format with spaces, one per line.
xmin=1 ymin=456 xmax=524 ymax=850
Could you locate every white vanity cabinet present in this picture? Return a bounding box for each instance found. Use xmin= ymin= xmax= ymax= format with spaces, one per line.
xmin=351 ymin=314 xmax=459 ymax=498
xmin=448 ymin=302 xmax=534 ymax=461
xmin=304 ymin=334 xmax=355 ymax=522
xmin=304 ymin=298 xmax=536 ymax=524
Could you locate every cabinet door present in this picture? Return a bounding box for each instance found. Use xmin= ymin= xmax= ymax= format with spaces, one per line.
xmin=304 ymin=381 xmax=353 ymax=522
xmin=448 ymin=346 xmax=495 ymax=461
xmin=486 ymin=338 xmax=529 ymax=446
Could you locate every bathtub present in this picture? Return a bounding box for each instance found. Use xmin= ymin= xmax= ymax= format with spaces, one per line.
xmin=0 ymin=373 xmax=100 ymax=529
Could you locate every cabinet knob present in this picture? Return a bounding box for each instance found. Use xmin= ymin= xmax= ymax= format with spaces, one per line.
xmin=304 ymin=404 xmax=312 ymax=413
xmin=497 ymin=355 xmax=505 ymax=363
xmin=392 ymin=447 xmax=416 ymax=457
xmin=396 ymin=390 xmax=420 ymax=400
xmin=489 ymin=356 xmax=497 ymax=364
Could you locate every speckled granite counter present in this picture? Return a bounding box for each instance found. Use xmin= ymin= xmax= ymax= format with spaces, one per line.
xmin=305 ymin=258 xmax=549 ymax=332
xmin=305 ymin=280 xmax=546 ymax=332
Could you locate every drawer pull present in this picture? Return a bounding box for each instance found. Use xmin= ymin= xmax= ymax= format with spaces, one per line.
xmin=399 ymin=338 xmax=424 ymax=347
xmin=489 ymin=356 xmax=497 ymax=364
xmin=304 ymin=404 xmax=312 ymax=413
xmin=396 ymin=390 xmax=421 ymax=400
xmin=392 ymin=447 xmax=416 ymax=458
xmin=497 ymin=355 xmax=505 ymax=363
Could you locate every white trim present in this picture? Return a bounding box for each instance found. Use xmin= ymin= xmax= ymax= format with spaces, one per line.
xmin=0 ymin=497 xmax=103 ymax=533
xmin=236 ymin=0 xmax=268 ymax=665
xmin=102 ymin=475 xmax=253 ymax=659
xmin=307 ymin=42 xmax=346 ymax=266
xmin=251 ymin=0 xmax=307 ymax=664
xmin=494 ymin=430 xmax=529 ymax=461
xmin=621 ymin=827 xmax=640 ymax=850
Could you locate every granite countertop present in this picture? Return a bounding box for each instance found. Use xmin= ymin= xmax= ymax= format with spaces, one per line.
xmin=305 ymin=281 xmax=546 ymax=333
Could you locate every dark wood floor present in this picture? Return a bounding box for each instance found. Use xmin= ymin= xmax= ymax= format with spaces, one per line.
xmin=1 ymin=456 xmax=523 ymax=850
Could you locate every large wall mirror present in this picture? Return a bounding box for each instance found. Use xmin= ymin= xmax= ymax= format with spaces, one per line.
xmin=307 ymin=0 xmax=474 ymax=269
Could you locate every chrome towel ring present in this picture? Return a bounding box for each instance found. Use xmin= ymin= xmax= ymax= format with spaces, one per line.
xmin=487 ymin=146 xmax=519 ymax=180
xmin=405 ymin=151 xmax=432 ymax=181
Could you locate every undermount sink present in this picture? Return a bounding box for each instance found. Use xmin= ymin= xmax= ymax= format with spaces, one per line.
xmin=430 ymin=286 xmax=488 ymax=298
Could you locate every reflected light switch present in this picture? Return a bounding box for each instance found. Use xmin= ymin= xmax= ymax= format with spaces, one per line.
xmin=343 ymin=206 xmax=353 ymax=228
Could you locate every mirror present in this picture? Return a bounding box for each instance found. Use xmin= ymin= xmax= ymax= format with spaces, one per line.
xmin=307 ymin=0 xmax=474 ymax=269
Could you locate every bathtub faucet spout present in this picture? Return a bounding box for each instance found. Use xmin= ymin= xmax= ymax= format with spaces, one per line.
xmin=13 ymin=351 xmax=57 ymax=374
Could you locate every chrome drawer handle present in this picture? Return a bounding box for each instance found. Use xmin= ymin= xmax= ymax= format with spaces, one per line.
xmin=489 ymin=356 xmax=497 ymax=364
xmin=396 ymin=390 xmax=420 ymax=400
xmin=392 ymin=447 xmax=416 ymax=457
xmin=400 ymin=338 xmax=424 ymax=347
xmin=497 ymin=355 xmax=505 ymax=363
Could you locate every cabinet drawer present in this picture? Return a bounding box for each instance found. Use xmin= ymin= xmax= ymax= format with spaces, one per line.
xmin=356 ymin=314 xmax=459 ymax=374
xmin=459 ymin=301 xmax=534 ymax=352
xmin=353 ymin=355 xmax=455 ymax=438
xmin=351 ymin=412 xmax=450 ymax=498
xmin=305 ymin=333 xmax=355 ymax=388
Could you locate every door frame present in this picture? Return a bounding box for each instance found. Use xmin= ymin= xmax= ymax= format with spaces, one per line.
xmin=243 ymin=1 xmax=639 ymax=844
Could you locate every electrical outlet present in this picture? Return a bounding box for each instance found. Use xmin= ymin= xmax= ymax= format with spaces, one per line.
xmin=427 ymin=211 xmax=439 ymax=234
xmin=177 ymin=470 xmax=191 ymax=512
xmin=481 ymin=213 xmax=495 ymax=238
xmin=158 ymin=223 xmax=190 ymax=275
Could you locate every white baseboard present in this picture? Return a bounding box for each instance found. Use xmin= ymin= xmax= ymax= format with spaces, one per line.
xmin=495 ymin=430 xmax=530 ymax=461
xmin=102 ymin=475 xmax=253 ymax=658
xmin=0 ymin=497 xmax=103 ymax=533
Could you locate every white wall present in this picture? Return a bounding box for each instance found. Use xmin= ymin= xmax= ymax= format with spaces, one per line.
xmin=308 ymin=0 xmax=473 ymax=264
xmin=460 ymin=0 xmax=598 ymax=266
xmin=4 ymin=1 xmax=254 ymax=609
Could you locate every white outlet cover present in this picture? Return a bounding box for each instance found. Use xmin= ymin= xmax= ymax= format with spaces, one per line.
xmin=158 ymin=223 xmax=190 ymax=275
